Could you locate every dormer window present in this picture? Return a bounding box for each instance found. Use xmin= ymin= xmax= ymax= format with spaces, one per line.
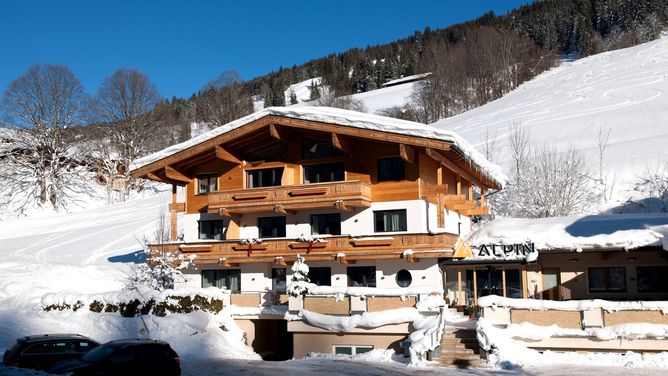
xmin=196 ymin=174 xmax=218 ymax=194
xmin=378 ymin=157 xmax=406 ymax=181
xmin=302 ymin=138 xmax=344 ymax=159
xmin=303 ymin=162 xmax=344 ymax=184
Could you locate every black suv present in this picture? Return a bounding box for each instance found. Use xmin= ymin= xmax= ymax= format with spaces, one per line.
xmin=48 ymin=338 xmax=181 ymax=375
xmin=2 ymin=333 xmax=99 ymax=371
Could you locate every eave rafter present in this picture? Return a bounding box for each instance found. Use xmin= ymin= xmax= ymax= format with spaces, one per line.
xmin=164 ymin=165 xmax=191 ymax=183
xmin=331 ymin=133 xmax=353 ymax=153
xmin=215 ymin=145 xmax=242 ymax=164
xmin=399 ymin=143 xmax=416 ymax=164
xmin=424 ymin=148 xmax=487 ymax=189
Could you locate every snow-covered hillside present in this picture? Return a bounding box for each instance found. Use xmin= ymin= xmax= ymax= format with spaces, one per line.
xmin=432 ymin=35 xmax=668 ymax=199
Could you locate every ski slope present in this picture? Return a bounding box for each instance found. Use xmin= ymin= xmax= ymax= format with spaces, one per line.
xmin=432 ymin=35 xmax=668 ymax=197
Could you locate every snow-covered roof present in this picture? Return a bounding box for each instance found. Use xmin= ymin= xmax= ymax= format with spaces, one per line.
xmin=468 ymin=213 xmax=668 ymax=251
xmin=130 ymin=106 xmax=506 ymax=187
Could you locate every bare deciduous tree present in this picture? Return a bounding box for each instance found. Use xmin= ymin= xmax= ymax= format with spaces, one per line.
xmin=92 ymin=68 xmax=161 ymax=200
xmin=502 ymin=125 xmax=598 ymax=218
xmin=312 ymin=87 xmax=367 ymax=112
xmin=197 ymin=70 xmax=253 ymax=127
xmin=0 ymin=64 xmax=92 ymax=212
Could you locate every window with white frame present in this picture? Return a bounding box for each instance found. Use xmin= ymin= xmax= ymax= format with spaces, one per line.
xmin=333 ymin=345 xmax=373 ymax=355
xmin=374 ymin=209 xmax=407 ymax=232
xmin=202 ymin=269 xmax=241 ymax=292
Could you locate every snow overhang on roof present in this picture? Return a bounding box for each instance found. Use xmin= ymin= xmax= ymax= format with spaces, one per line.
xmin=130 ymin=106 xmax=507 ymax=188
xmin=467 ymin=213 xmax=668 ymax=252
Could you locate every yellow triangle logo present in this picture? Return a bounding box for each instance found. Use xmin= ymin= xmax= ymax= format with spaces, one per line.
xmin=453 ymin=238 xmax=474 ymax=258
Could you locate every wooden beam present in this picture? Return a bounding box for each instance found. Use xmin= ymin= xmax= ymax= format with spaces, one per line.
xmin=336 ymin=254 xmax=355 ymax=265
xmin=218 ymin=258 xmax=239 ymax=267
xmin=269 ymin=123 xmax=281 ymax=140
xmin=215 ymin=145 xmax=242 ymax=164
xmin=425 ymin=148 xmax=486 ymax=189
xmin=399 ymin=144 xmax=416 ymax=164
xmin=331 ymin=133 xmax=353 ymax=153
xmin=273 ymin=204 xmax=295 ymax=214
xmin=334 ymin=200 xmax=353 ymax=211
xmin=164 ymin=165 xmax=191 ymax=183
xmin=146 ymin=172 xmax=162 ymax=181
xmin=274 ymin=257 xmax=287 ymax=266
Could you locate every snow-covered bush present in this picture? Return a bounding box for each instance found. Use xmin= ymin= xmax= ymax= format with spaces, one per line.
xmin=127 ymin=249 xmax=196 ymax=291
xmin=286 ymin=254 xmax=311 ymax=297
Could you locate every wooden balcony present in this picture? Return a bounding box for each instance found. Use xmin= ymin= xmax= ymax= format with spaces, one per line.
xmin=149 ymin=232 xmax=458 ymax=265
xmin=207 ymin=180 xmax=372 ymax=216
xmin=441 ymin=194 xmax=488 ymax=216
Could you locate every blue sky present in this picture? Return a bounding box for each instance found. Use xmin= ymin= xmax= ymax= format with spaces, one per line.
xmin=1 ymin=0 xmax=534 ymax=99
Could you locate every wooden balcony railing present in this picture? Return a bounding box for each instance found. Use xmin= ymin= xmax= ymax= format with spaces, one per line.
xmin=206 ymin=180 xmax=372 ymax=215
xmin=149 ymin=232 xmax=458 ymax=265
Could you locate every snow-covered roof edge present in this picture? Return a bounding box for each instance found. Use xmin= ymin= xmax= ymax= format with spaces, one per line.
xmin=467 ymin=213 xmax=668 ymax=252
xmin=130 ymin=106 xmax=507 ymax=188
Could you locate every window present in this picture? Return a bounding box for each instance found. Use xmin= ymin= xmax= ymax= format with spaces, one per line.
xmin=24 ymin=342 xmax=77 ymax=354
xmin=202 ymin=269 xmax=241 ymax=292
xmin=197 ymin=174 xmax=217 ymax=194
xmin=588 ymin=267 xmax=626 ymax=293
xmin=303 ymin=162 xmax=344 ymax=184
xmin=272 ymin=268 xmax=287 ymax=292
xmin=198 ymin=220 xmax=224 ymax=240
xmin=302 ymin=138 xmax=344 ymax=159
xmin=333 ymin=345 xmax=373 ymax=355
xmin=378 ymin=157 xmax=406 ymax=181
xmin=637 ymin=266 xmax=668 ymax=293
xmin=308 ymin=267 xmax=331 ymax=286
xmin=258 ymin=216 xmax=286 ymax=238
xmin=247 ymin=167 xmax=283 ymax=188
xmin=311 ymin=213 xmax=341 ymax=235
xmin=347 ymin=266 xmax=376 ymax=287
xmin=395 ymin=269 xmax=412 ymax=287
xmin=374 ymin=209 xmax=407 ymax=232
xmin=245 ymin=142 xmax=285 ymax=163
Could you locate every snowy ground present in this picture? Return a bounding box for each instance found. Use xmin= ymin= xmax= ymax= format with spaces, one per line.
xmin=432 ymin=35 xmax=668 ymax=202
xmin=1 ymin=358 xmax=666 ymax=376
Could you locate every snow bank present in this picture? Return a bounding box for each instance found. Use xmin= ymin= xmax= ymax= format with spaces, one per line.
xmin=130 ymin=106 xmax=506 ymax=188
xmin=477 ymin=318 xmax=668 ymax=369
xmin=479 ymin=295 xmax=668 ymax=313
xmin=302 ymin=308 xmax=420 ymax=332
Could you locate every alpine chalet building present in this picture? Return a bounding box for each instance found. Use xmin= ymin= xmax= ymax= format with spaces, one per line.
xmin=130 ymin=106 xmax=504 ymax=361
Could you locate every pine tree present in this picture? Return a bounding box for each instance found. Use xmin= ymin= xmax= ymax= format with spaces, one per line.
xmin=308 ymin=80 xmax=321 ymax=101
xmin=289 ymin=90 xmax=298 ymax=105
xmin=287 ymin=254 xmax=311 ymax=297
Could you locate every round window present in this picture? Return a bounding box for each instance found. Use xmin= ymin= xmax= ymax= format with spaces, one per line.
xmin=396 ymin=269 xmax=412 ymax=287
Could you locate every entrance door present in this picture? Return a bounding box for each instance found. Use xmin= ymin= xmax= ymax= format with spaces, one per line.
xmin=470 ymin=268 xmax=504 ymax=298
xmin=542 ymin=269 xmax=561 ymax=300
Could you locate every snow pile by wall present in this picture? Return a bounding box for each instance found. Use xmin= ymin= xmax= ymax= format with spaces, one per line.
xmin=477 ymin=318 xmax=668 ymax=369
xmin=479 ymin=295 xmax=668 ymax=313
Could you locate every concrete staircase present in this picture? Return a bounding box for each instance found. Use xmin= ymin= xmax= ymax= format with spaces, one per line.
xmin=435 ymin=310 xmax=486 ymax=368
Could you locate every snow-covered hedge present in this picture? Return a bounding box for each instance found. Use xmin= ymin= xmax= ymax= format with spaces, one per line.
xmin=42 ymin=287 xmax=226 ymax=317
